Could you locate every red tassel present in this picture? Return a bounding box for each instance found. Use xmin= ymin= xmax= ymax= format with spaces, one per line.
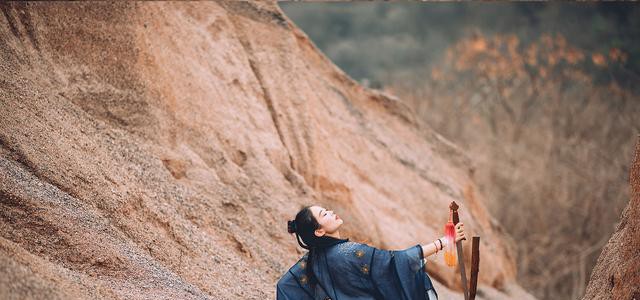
xmin=444 ymin=212 xmax=457 ymax=267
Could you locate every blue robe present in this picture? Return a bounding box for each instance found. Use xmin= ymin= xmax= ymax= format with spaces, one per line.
xmin=277 ymin=242 xmax=438 ymax=300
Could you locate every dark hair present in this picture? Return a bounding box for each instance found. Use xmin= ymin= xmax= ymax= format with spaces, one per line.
xmin=288 ymin=206 xmax=348 ymax=285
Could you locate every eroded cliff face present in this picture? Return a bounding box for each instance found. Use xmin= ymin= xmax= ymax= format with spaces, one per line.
xmin=583 ymin=137 xmax=640 ymax=300
xmin=1 ymin=2 xmax=532 ymax=299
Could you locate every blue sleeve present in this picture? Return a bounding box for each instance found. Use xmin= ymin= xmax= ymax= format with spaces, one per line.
xmin=369 ymin=244 xmax=435 ymax=300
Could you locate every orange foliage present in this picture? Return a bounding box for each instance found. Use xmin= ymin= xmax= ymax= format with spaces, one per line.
xmin=591 ymin=53 xmax=606 ymax=67
xmin=608 ymin=48 xmax=628 ymax=63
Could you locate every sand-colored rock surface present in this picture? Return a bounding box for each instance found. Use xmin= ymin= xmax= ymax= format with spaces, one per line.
xmin=582 ymin=137 xmax=640 ymax=300
xmin=1 ymin=2 xmax=533 ymax=299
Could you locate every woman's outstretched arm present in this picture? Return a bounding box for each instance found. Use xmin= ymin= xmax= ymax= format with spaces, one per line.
xmin=421 ymin=222 xmax=465 ymax=258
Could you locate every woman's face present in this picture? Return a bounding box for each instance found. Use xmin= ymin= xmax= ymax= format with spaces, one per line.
xmin=309 ymin=205 xmax=343 ymax=237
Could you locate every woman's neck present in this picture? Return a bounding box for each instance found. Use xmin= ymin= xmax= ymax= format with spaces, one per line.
xmin=325 ymin=231 xmax=341 ymax=239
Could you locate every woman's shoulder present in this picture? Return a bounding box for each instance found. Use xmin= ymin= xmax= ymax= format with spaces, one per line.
xmin=326 ymin=241 xmax=377 ymax=261
xmin=333 ymin=241 xmax=368 ymax=251
xmin=283 ymin=253 xmax=308 ymax=273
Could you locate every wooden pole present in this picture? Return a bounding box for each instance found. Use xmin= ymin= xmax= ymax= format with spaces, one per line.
xmin=469 ymin=236 xmax=480 ymax=300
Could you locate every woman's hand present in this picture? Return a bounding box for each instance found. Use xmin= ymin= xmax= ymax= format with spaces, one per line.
xmin=455 ymin=223 xmax=466 ymax=243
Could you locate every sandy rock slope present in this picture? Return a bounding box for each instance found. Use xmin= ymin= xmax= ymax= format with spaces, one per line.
xmin=0 ymin=2 xmax=534 ymax=299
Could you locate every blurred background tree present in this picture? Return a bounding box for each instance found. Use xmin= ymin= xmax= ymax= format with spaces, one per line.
xmin=281 ymin=3 xmax=640 ymax=90
xmin=280 ymin=2 xmax=640 ymax=299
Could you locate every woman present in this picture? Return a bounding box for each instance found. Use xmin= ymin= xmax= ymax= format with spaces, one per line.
xmin=277 ymin=205 xmax=465 ymax=300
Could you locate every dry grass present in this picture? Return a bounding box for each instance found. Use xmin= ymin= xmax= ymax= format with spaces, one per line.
xmin=390 ymin=33 xmax=639 ymax=299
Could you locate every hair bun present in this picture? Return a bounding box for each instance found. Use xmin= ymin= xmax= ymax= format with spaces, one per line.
xmin=287 ymin=220 xmax=297 ymax=234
